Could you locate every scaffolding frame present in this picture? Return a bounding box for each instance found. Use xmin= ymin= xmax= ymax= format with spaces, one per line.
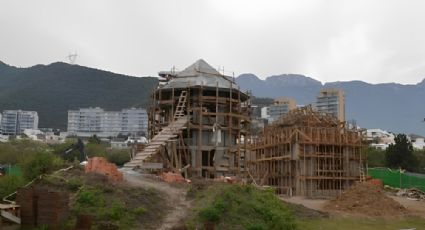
xmin=247 ymin=106 xmax=365 ymax=198
xmin=149 ymin=80 xmax=251 ymax=178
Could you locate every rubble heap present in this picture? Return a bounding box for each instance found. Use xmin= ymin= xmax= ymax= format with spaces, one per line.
xmin=85 ymin=157 xmax=123 ymax=183
xmin=325 ymin=182 xmax=408 ymax=217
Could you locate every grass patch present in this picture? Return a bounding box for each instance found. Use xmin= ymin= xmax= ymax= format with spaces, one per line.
xmin=297 ymin=217 xmax=425 ymax=230
xmin=38 ymin=167 xmax=168 ymax=230
xmin=187 ymin=183 xmax=297 ymax=230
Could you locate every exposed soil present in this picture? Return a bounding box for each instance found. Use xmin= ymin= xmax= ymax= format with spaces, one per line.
xmin=282 ymin=201 xmax=329 ymax=219
xmin=122 ymin=169 xmax=192 ymax=230
xmin=325 ymin=182 xmax=408 ymax=217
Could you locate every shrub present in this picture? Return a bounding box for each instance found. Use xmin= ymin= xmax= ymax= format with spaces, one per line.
xmin=107 ymin=149 xmax=131 ymax=166
xmin=21 ymin=152 xmax=64 ymax=180
xmin=67 ymin=178 xmax=83 ymax=191
xmin=0 ymin=174 xmax=26 ymax=198
xmin=76 ymin=189 xmax=103 ymax=206
xmin=191 ymin=184 xmax=296 ymax=230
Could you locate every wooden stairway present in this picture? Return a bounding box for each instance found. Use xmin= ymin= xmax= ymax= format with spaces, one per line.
xmin=123 ymin=91 xmax=188 ymax=170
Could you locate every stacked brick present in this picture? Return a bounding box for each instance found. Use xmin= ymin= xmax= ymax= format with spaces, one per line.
xmin=16 ymin=186 xmax=69 ymax=229
xmin=85 ymin=157 xmax=123 ymax=183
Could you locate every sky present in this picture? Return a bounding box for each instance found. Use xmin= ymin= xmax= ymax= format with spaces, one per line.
xmin=1 ymin=0 xmax=425 ymax=84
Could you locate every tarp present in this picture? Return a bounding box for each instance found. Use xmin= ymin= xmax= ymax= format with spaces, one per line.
xmin=368 ymin=167 xmax=425 ymax=192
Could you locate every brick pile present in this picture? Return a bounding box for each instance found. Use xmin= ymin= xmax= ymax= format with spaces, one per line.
xmin=161 ymin=172 xmax=186 ymax=183
xmin=16 ymin=186 xmax=69 ymax=229
xmin=85 ymin=157 xmax=123 ymax=183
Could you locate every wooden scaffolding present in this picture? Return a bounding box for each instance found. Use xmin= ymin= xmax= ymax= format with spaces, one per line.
xmin=247 ymin=106 xmax=365 ymax=198
xmin=129 ymin=59 xmax=251 ymax=178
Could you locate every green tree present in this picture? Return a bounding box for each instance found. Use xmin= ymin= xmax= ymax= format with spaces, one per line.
xmin=385 ymin=133 xmax=417 ymax=171
xmin=366 ymin=147 xmax=386 ymax=167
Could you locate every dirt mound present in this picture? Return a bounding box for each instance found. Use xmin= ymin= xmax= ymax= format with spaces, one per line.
xmin=325 ymin=182 xmax=408 ymax=217
xmin=283 ymin=201 xmax=329 ymax=219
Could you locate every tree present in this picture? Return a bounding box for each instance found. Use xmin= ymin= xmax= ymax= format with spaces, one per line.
xmin=385 ymin=133 xmax=418 ymax=171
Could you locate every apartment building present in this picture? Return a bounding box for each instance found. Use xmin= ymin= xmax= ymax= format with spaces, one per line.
xmin=67 ymin=107 xmax=148 ymax=137
xmin=268 ymin=97 xmax=296 ymax=122
xmin=316 ymin=88 xmax=345 ymax=122
xmin=0 ymin=110 xmax=39 ymax=135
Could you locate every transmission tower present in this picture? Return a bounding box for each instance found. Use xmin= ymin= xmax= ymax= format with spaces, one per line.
xmin=67 ymin=53 xmax=78 ymax=64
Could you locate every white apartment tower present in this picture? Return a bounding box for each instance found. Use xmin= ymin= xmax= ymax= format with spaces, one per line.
xmin=316 ymin=88 xmax=345 ymax=122
xmin=0 ymin=110 xmax=39 ymax=135
xmin=67 ymin=107 xmax=148 ymax=137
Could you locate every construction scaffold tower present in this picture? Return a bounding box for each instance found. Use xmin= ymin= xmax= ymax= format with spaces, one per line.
xmin=246 ymin=106 xmax=365 ymax=198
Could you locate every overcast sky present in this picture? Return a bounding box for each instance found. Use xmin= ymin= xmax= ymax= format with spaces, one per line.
xmin=1 ymin=0 xmax=425 ymax=84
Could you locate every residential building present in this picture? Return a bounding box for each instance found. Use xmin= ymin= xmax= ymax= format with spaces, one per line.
xmin=316 ymin=88 xmax=345 ymax=122
xmin=67 ymin=107 xmax=148 ymax=138
xmin=260 ymin=107 xmax=270 ymax=120
xmin=268 ymin=97 xmax=296 ymax=122
xmin=0 ymin=110 xmax=39 ymax=135
xmin=409 ymin=134 xmax=425 ymax=150
xmin=366 ymin=128 xmax=395 ymax=150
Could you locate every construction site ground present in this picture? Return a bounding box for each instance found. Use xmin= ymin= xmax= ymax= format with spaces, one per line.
xmin=121 ymin=170 xmax=192 ymax=230
xmin=281 ymin=189 xmax=425 ymax=230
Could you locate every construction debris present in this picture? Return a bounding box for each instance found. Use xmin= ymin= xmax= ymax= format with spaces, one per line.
xmin=325 ymin=182 xmax=407 ymax=217
xmin=160 ymin=172 xmax=186 ymax=183
xmin=247 ymin=106 xmax=365 ymax=197
xmin=85 ymin=157 xmax=123 ymax=183
xmin=396 ymin=188 xmax=425 ymax=200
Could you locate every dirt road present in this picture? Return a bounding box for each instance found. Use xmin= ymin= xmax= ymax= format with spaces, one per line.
xmin=121 ymin=169 xmax=191 ymax=230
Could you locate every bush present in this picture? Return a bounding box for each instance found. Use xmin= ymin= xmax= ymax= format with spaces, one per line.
xmin=0 ymin=174 xmax=26 ymax=198
xmin=191 ymin=184 xmax=296 ymax=230
xmin=67 ymin=178 xmax=83 ymax=191
xmin=21 ymin=152 xmax=64 ymax=180
xmin=76 ymin=189 xmax=104 ymax=206
xmin=107 ymin=150 xmax=131 ymax=166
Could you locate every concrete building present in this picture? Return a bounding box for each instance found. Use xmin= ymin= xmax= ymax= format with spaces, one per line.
xmin=410 ymin=134 xmax=425 ymax=150
xmin=0 ymin=110 xmax=39 ymax=136
xmin=67 ymin=107 xmax=148 ymax=138
xmin=316 ymin=88 xmax=345 ymax=122
xmin=260 ymin=107 xmax=270 ymax=120
xmin=268 ymin=97 xmax=296 ymax=122
xmin=124 ymin=59 xmax=251 ymax=178
xmin=366 ymin=128 xmax=395 ymax=150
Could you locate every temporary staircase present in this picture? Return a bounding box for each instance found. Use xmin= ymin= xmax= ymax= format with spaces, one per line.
xmin=123 ymin=91 xmax=188 ymax=170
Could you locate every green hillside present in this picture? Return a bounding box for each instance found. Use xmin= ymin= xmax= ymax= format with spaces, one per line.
xmin=0 ymin=61 xmax=158 ymax=130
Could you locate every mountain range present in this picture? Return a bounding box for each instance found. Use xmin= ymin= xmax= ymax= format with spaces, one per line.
xmin=236 ymin=73 xmax=425 ymax=136
xmin=0 ymin=60 xmax=423 ymax=136
xmin=0 ymin=61 xmax=158 ymax=130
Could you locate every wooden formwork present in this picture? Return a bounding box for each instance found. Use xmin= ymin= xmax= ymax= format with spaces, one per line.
xmin=149 ymin=82 xmax=251 ymax=178
xmin=247 ymin=106 xmax=365 ymax=198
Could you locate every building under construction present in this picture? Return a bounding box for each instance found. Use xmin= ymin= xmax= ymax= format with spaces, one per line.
xmin=124 ymin=59 xmax=251 ymax=178
xmin=246 ymin=106 xmax=365 ymax=198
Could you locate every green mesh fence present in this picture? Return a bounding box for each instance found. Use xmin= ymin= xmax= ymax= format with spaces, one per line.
xmin=5 ymin=165 xmax=21 ymax=176
xmin=368 ymin=168 xmax=425 ymax=192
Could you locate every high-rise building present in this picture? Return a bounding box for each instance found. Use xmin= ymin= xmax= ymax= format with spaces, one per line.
xmin=0 ymin=110 xmax=39 ymax=135
xmin=316 ymin=88 xmax=345 ymax=122
xmin=268 ymin=97 xmax=296 ymax=122
xmin=67 ymin=107 xmax=148 ymax=137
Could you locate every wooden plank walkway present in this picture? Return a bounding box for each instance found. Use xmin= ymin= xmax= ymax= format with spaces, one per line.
xmin=123 ymin=116 xmax=188 ymax=169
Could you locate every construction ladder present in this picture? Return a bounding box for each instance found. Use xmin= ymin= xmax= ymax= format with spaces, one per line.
xmin=359 ymin=164 xmax=366 ymax=183
xmin=173 ymin=91 xmax=187 ymax=120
